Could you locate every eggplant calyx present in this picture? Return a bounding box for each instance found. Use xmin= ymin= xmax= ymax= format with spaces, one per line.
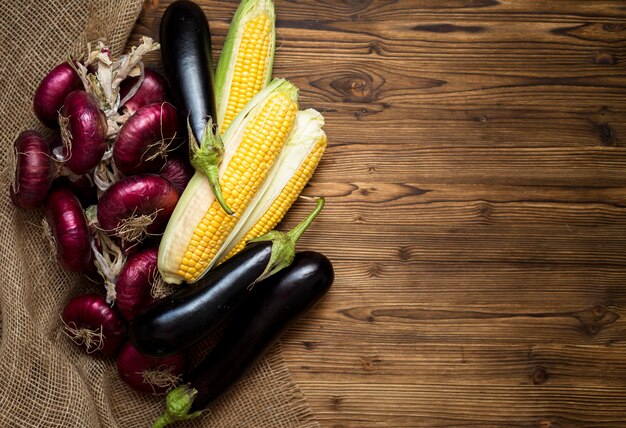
xmin=250 ymin=196 xmax=324 ymax=282
xmin=152 ymin=385 xmax=203 ymax=428
xmin=188 ymin=117 xmax=234 ymax=215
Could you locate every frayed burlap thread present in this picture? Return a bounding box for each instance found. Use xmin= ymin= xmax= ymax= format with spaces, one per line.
xmin=0 ymin=1 xmax=319 ymax=427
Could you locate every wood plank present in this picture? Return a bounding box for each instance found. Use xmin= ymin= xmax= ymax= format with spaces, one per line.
xmin=309 ymin=146 xmax=626 ymax=185
xmin=296 ymin=382 xmax=626 ymax=427
xmin=301 ymin=183 xmax=626 ymax=206
xmin=286 ymin=187 xmax=626 ymax=229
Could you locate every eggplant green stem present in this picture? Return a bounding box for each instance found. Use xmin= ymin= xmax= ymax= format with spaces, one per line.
xmin=287 ymin=196 xmax=325 ymax=242
xmin=188 ymin=117 xmax=234 ymax=215
xmin=251 ymin=196 xmax=325 ymax=281
xmin=152 ymin=385 xmax=203 ymax=428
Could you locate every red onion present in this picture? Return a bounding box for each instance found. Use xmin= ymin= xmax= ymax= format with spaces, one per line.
xmin=59 ymin=90 xmax=108 ymax=174
xmin=116 ymin=248 xmax=161 ymax=320
xmin=53 ymin=174 xmax=97 ymax=208
xmin=159 ymin=156 xmax=193 ymax=195
xmin=97 ymin=174 xmax=179 ymax=242
xmin=33 ymin=62 xmax=83 ymax=128
xmin=117 ymin=342 xmax=186 ymax=394
xmin=119 ymin=68 xmax=169 ymax=116
xmin=44 ymin=187 xmax=92 ymax=272
xmin=10 ymin=131 xmax=55 ymax=209
xmin=113 ymin=102 xmax=179 ymax=175
xmin=48 ymin=132 xmax=62 ymax=151
xmin=61 ymin=293 xmax=125 ymax=357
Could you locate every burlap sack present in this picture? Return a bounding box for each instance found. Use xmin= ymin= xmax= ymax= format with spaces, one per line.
xmin=0 ymin=1 xmax=318 ymax=427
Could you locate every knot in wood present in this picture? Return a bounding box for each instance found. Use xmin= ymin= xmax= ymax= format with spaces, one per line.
xmin=603 ymin=23 xmax=625 ymax=32
xmin=331 ymin=72 xmax=380 ymax=103
xmin=593 ymin=51 xmax=618 ymax=66
xmin=532 ymin=366 xmax=548 ymax=385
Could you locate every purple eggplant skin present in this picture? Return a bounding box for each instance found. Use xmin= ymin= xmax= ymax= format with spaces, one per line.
xmin=159 ymin=0 xmax=217 ymax=143
xmin=188 ymin=251 xmax=333 ymax=412
xmin=129 ymin=241 xmax=273 ymax=358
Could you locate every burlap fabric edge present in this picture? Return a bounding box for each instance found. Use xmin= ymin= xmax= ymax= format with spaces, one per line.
xmin=0 ymin=1 xmax=319 ymax=427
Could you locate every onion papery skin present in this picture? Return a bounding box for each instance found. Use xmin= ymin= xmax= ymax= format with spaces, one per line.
xmin=53 ymin=174 xmax=98 ymax=208
xmin=117 ymin=342 xmax=186 ymax=394
xmin=62 ymin=293 xmax=126 ymax=357
xmin=158 ymin=156 xmax=193 ymax=195
xmin=113 ymin=102 xmax=179 ymax=175
xmin=44 ymin=187 xmax=92 ymax=272
xmin=96 ymin=174 xmax=179 ymax=241
xmin=119 ymin=68 xmax=170 ymax=116
xmin=60 ymin=90 xmax=108 ymax=174
xmin=10 ymin=131 xmax=54 ymax=209
xmin=34 ymin=62 xmax=83 ymax=128
xmin=116 ymin=248 xmax=160 ymax=320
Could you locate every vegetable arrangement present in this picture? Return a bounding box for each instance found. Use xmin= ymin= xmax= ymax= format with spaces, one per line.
xmin=11 ymin=0 xmax=333 ymax=425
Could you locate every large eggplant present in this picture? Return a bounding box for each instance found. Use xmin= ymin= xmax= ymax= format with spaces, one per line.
xmin=129 ymin=198 xmax=325 ymax=358
xmin=160 ymin=0 xmax=217 ymax=142
xmin=130 ymin=240 xmax=273 ymax=357
xmin=159 ymin=0 xmax=231 ymax=214
xmin=151 ymin=251 xmax=334 ymax=427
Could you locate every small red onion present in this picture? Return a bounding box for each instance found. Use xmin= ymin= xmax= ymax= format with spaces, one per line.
xmin=119 ymin=68 xmax=169 ymax=116
xmin=44 ymin=187 xmax=92 ymax=272
xmin=59 ymin=90 xmax=108 ymax=174
xmin=53 ymin=174 xmax=98 ymax=208
xmin=113 ymin=102 xmax=179 ymax=175
xmin=34 ymin=62 xmax=83 ymax=128
xmin=117 ymin=342 xmax=186 ymax=394
xmin=48 ymin=133 xmax=62 ymax=151
xmin=10 ymin=130 xmax=55 ymax=209
xmin=97 ymin=174 xmax=179 ymax=242
xmin=116 ymin=248 xmax=160 ymax=320
xmin=159 ymin=156 xmax=194 ymax=195
xmin=62 ymin=293 xmax=125 ymax=357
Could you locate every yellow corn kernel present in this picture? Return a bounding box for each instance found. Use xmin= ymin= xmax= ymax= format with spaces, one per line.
xmin=216 ymin=0 xmax=275 ymax=134
xmin=221 ymin=14 xmax=271 ymax=133
xmin=177 ymin=91 xmax=297 ymax=282
xmin=222 ymin=134 xmax=327 ymax=261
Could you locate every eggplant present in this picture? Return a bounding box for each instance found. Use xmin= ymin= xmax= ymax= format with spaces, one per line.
xmin=130 ymin=240 xmax=272 ymax=357
xmin=151 ymin=251 xmax=334 ymax=428
xmin=129 ymin=198 xmax=325 ymax=358
xmin=160 ymin=0 xmax=232 ymax=214
xmin=160 ymin=0 xmax=216 ymax=142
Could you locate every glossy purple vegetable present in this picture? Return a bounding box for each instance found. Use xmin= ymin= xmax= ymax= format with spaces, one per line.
xmin=97 ymin=174 xmax=179 ymax=242
xmin=152 ymin=251 xmax=334 ymax=427
xmin=52 ymin=174 xmax=98 ymax=208
xmin=62 ymin=293 xmax=125 ymax=357
xmin=117 ymin=342 xmax=186 ymax=394
xmin=34 ymin=62 xmax=83 ymax=128
xmin=59 ymin=90 xmax=108 ymax=174
xmin=44 ymin=187 xmax=92 ymax=272
xmin=159 ymin=0 xmax=217 ymax=143
xmin=119 ymin=68 xmax=170 ymax=116
xmin=158 ymin=157 xmax=193 ymax=194
xmin=129 ymin=199 xmax=325 ymax=358
xmin=116 ymin=248 xmax=160 ymax=320
xmin=159 ymin=0 xmax=231 ymax=214
xmin=10 ymin=130 xmax=54 ymax=209
xmin=113 ymin=102 xmax=179 ymax=175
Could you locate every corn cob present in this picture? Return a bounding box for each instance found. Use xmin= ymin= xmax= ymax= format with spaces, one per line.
xmin=215 ymin=109 xmax=327 ymax=263
xmin=216 ymin=0 xmax=275 ymax=134
xmin=158 ymin=79 xmax=298 ymax=284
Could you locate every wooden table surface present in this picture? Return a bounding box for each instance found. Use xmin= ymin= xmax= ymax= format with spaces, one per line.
xmin=131 ymin=1 xmax=626 ymax=426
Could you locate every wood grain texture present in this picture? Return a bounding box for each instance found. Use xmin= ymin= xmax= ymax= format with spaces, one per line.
xmin=130 ymin=0 xmax=626 ymax=426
